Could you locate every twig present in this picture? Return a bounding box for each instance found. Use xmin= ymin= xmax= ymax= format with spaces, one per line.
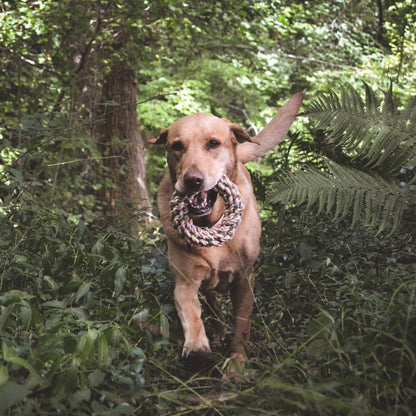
xmin=226 ymin=104 xmax=258 ymax=135
xmin=274 ymin=52 xmax=359 ymax=71
xmin=46 ymin=155 xmax=121 ymax=167
xmin=196 ymin=43 xmax=359 ymax=71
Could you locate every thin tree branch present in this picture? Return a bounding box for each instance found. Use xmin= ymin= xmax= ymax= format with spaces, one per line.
xmin=200 ymin=43 xmax=254 ymax=51
xmin=275 ymin=52 xmax=359 ymax=71
xmin=200 ymin=43 xmax=360 ymax=71
xmin=226 ymin=103 xmax=258 ymax=135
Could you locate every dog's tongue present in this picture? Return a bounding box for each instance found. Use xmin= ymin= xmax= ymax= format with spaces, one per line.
xmin=191 ymin=192 xmax=208 ymax=208
xmin=187 ymin=190 xmax=218 ymax=216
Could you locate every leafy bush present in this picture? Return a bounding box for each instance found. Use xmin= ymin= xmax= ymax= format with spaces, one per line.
xmin=0 ymin=196 xmax=172 ymax=414
xmin=250 ymin=208 xmax=416 ymax=415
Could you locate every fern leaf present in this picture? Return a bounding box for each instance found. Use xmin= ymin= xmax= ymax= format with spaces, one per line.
xmin=352 ymin=189 xmax=364 ymax=227
xmin=268 ymin=159 xmax=409 ymax=233
xmin=304 ymin=85 xmax=416 ymax=175
xmin=363 ymin=82 xmax=379 ymax=116
xmin=382 ymin=84 xmax=396 ymax=120
xmin=400 ymin=96 xmax=416 ymax=135
xmin=270 ymin=85 xmax=415 ymax=234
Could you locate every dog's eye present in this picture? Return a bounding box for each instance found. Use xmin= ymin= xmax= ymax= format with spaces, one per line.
xmin=207 ymin=139 xmax=220 ymax=149
xmin=171 ymin=141 xmax=184 ymax=152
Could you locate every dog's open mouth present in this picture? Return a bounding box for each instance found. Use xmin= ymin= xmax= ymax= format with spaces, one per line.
xmin=188 ymin=189 xmax=218 ymax=216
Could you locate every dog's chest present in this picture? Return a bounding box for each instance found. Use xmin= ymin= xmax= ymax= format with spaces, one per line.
xmin=202 ymin=267 xmax=235 ymax=293
xmin=201 ymin=247 xmax=251 ymax=293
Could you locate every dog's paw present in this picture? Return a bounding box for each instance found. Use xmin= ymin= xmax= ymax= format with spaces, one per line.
xmin=229 ymin=351 xmax=247 ymax=367
xmin=221 ymin=352 xmax=248 ymax=382
xmin=179 ymin=350 xmax=223 ymax=374
xmin=182 ymin=337 xmax=211 ymax=358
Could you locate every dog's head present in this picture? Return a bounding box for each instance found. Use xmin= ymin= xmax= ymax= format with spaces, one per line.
xmin=149 ymin=113 xmax=252 ymax=217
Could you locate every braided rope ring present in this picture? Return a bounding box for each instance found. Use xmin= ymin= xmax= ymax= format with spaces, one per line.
xmin=170 ymin=174 xmax=244 ymax=247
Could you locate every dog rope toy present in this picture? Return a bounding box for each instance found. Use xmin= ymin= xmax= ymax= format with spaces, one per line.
xmin=170 ymin=174 xmax=244 ymax=247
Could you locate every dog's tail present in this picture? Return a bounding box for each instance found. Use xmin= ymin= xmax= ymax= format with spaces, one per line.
xmin=237 ymin=91 xmax=305 ymax=164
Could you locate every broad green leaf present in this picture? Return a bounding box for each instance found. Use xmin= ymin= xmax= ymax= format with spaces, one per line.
xmin=41 ymin=300 xmax=66 ymax=309
xmin=63 ymin=359 xmax=79 ymax=394
xmin=2 ymin=342 xmax=40 ymax=382
xmin=0 ymin=382 xmax=31 ymax=414
xmin=132 ymin=310 xmax=149 ymax=326
xmin=63 ymin=335 xmax=78 ymax=354
xmin=130 ymin=347 xmax=146 ymax=360
xmin=88 ymin=370 xmax=105 ymax=388
xmin=0 ymin=365 xmax=9 ymax=386
xmin=0 ymin=305 xmax=16 ymax=333
xmin=114 ymin=267 xmax=127 ymax=297
xmin=91 ymin=239 xmax=105 ymax=255
xmin=75 ymin=282 xmax=91 ymax=302
xmin=20 ymin=302 xmax=32 ymax=330
xmin=97 ymin=334 xmax=110 ymax=366
xmin=69 ymin=387 xmax=91 ymax=409
xmin=44 ymin=275 xmax=59 ymax=292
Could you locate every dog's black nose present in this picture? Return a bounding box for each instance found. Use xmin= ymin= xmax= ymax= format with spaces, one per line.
xmin=184 ymin=170 xmax=205 ymax=191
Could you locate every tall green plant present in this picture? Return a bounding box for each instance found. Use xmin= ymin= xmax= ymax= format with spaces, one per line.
xmin=269 ymin=85 xmax=416 ymax=233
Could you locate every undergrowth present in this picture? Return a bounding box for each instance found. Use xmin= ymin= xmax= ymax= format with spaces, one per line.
xmin=1 ymin=192 xmax=415 ymax=415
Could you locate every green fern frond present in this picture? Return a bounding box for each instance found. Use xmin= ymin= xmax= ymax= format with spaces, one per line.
xmin=304 ymin=84 xmax=416 ymax=175
xmin=270 ymin=85 xmax=416 ymax=234
xmin=268 ymin=159 xmax=410 ymax=234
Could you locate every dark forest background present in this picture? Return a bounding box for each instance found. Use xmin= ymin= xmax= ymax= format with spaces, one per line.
xmin=1 ymin=1 xmax=415 ymax=414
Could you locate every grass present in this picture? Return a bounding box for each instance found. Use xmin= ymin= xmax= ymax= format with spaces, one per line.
xmin=0 ymin=197 xmax=415 ymax=415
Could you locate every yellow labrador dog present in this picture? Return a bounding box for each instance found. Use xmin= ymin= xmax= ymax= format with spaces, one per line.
xmin=150 ymin=92 xmax=304 ymax=365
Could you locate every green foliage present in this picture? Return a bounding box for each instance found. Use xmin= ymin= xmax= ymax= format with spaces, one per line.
xmin=384 ymin=0 xmax=416 ymax=84
xmin=304 ymin=85 xmax=416 ymax=173
xmin=251 ymin=209 xmax=416 ymax=415
xmin=0 ymin=199 xmax=170 ymax=414
xmin=1 ymin=0 xmax=416 ymax=414
xmin=269 ymin=85 xmax=416 ymax=233
xmin=2 ymin=190 xmax=416 ymax=414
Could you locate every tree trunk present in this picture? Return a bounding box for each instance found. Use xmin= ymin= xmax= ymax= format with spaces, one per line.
xmin=96 ymin=61 xmax=151 ymax=229
xmin=376 ymin=0 xmax=388 ymax=48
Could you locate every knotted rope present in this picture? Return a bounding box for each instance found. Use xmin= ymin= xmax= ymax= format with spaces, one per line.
xmin=170 ymin=174 xmax=244 ymax=247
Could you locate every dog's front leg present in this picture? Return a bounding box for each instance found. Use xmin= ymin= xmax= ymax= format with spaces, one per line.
xmin=174 ymin=280 xmax=211 ymax=357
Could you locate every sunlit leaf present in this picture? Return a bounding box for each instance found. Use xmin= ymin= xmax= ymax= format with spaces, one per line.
xmin=132 ymin=310 xmax=149 ymax=326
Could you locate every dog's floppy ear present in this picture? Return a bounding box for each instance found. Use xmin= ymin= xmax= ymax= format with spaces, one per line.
xmin=148 ymin=128 xmax=169 ymax=145
xmin=222 ymin=119 xmax=253 ymax=143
